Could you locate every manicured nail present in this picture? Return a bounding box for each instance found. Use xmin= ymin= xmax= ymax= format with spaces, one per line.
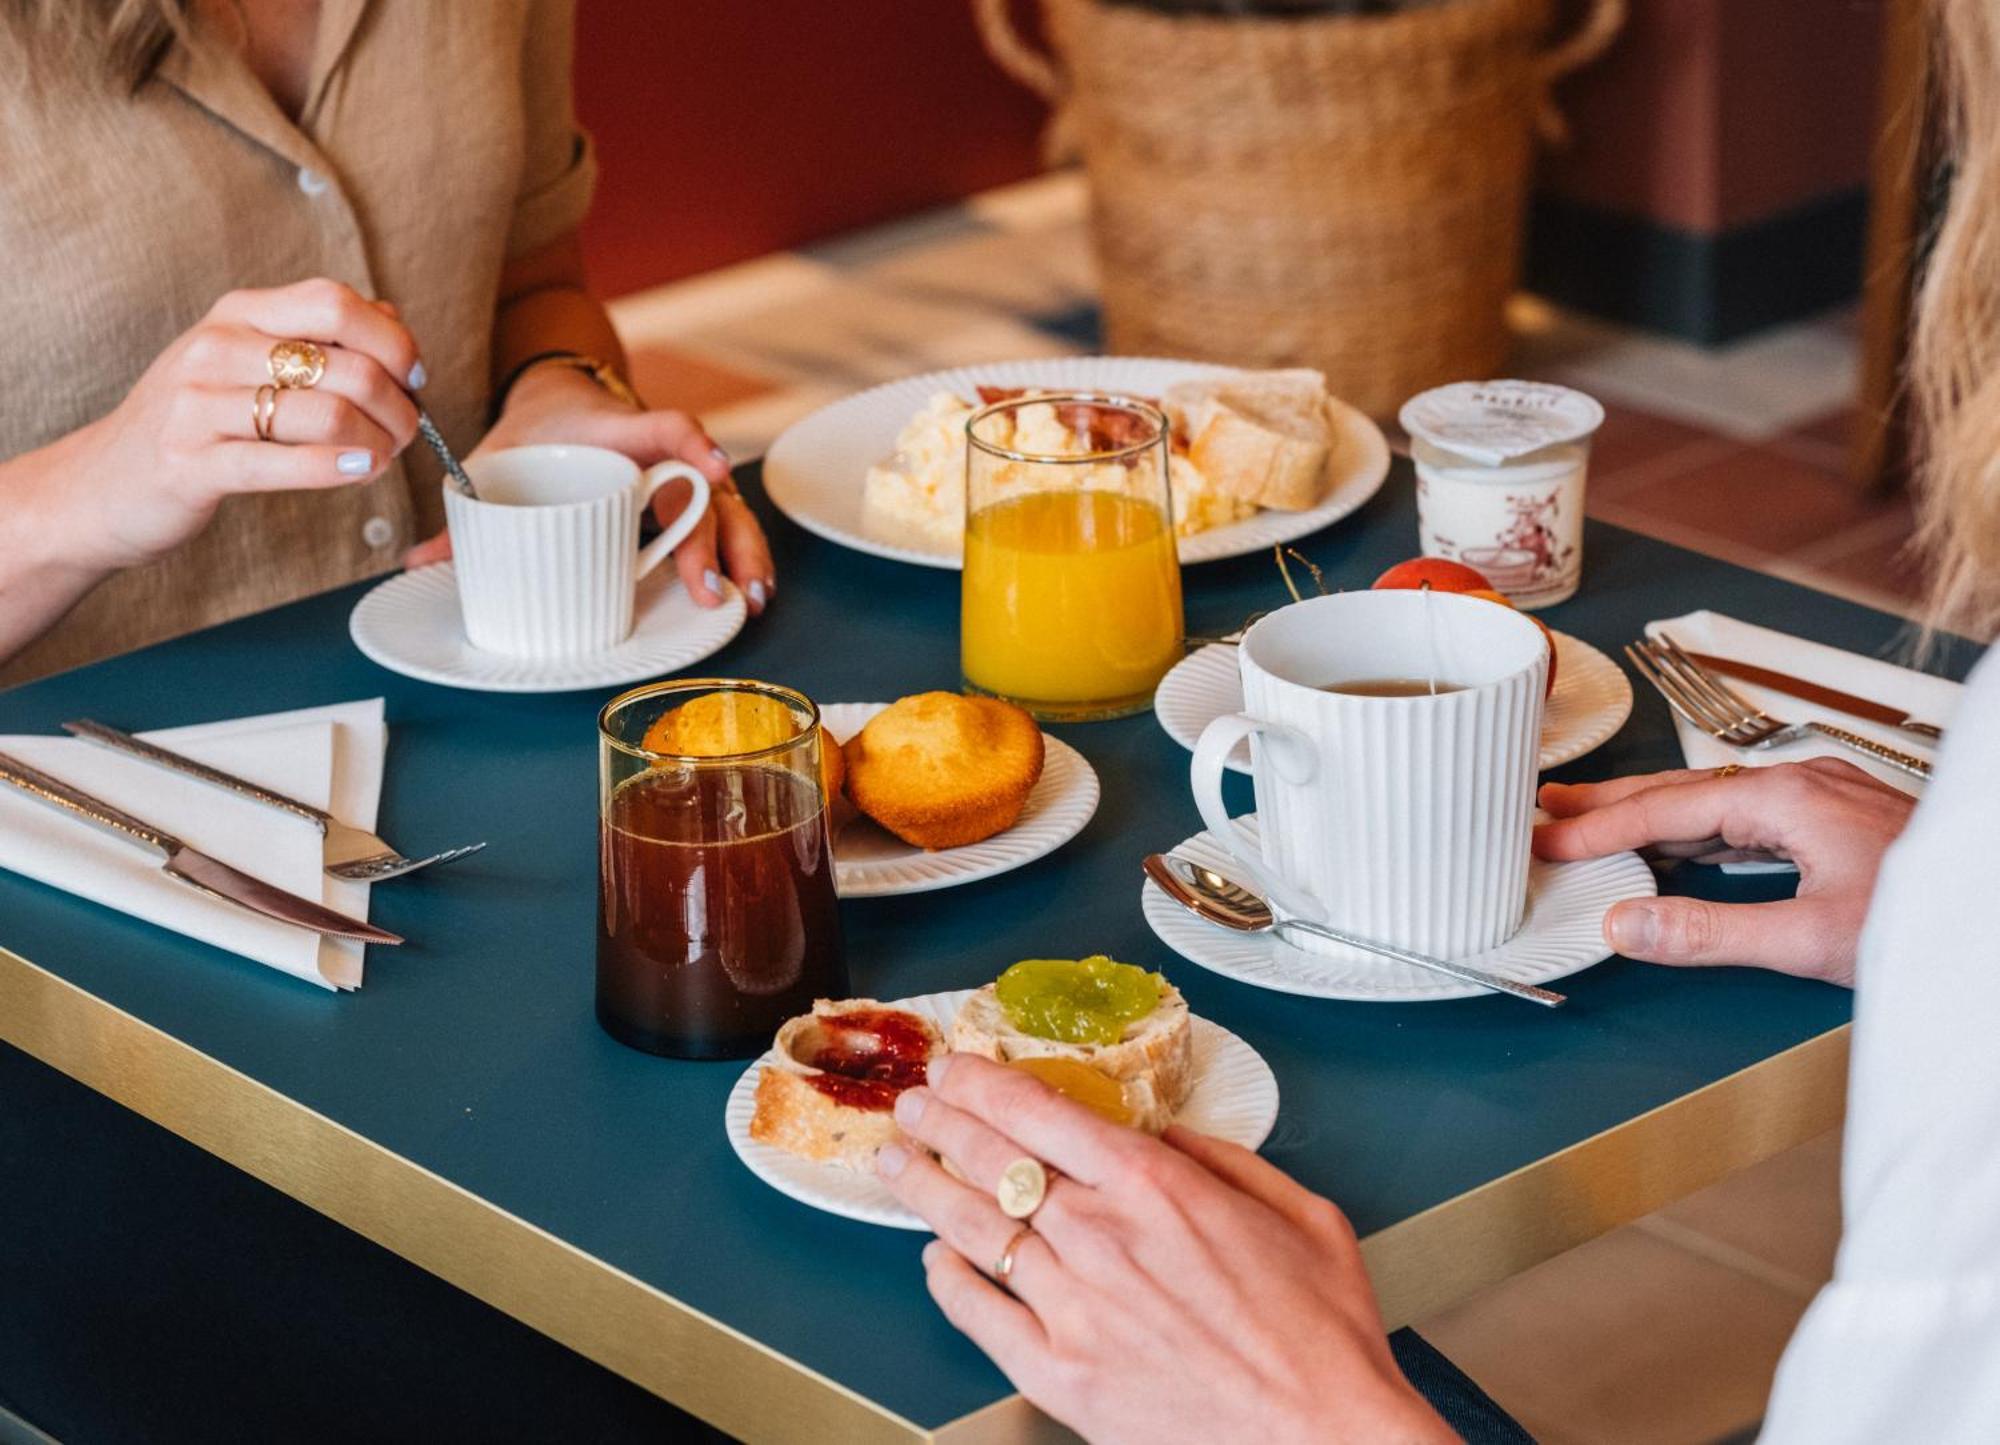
xmin=702 ymin=568 xmax=722 ymax=596
xmin=894 ymin=1088 xmax=929 ymax=1129
xmin=921 ymin=1240 xmax=943 ymax=1268
xmin=927 ymin=1054 xmax=955 ymax=1086
xmin=710 ymin=445 xmax=730 ymax=464
xmin=747 ymin=579 xmax=768 ymax=608
xmin=876 ymin=1144 xmax=910 ymax=1179
xmin=337 ymin=450 xmax=374 ymax=476
xmin=1607 ymin=902 xmax=1660 ymax=955
xmin=407 ymin=360 xmax=428 ymax=390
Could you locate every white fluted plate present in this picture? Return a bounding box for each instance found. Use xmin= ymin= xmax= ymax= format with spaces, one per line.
xmin=1155 ymin=629 xmax=1632 ymax=774
xmin=763 ymin=356 xmax=1391 ymax=569
xmin=725 ymin=987 xmax=1279 ymax=1229
xmin=349 ymin=563 xmax=746 ymax=693
xmin=1142 ymin=816 xmax=1656 ymax=1002
xmin=823 ymin=704 xmax=1098 ymax=897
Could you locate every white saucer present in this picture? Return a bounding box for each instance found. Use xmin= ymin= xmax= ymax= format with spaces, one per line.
xmin=725 ymin=987 xmax=1280 ymax=1229
xmin=348 ymin=563 xmax=746 ymax=694
xmin=762 ymin=355 xmax=1391 ymax=570
xmin=822 ymin=704 xmax=1099 ymax=898
xmin=1155 ymin=630 xmax=1633 ymax=775
xmin=1141 ymin=816 xmax=1656 ymax=1002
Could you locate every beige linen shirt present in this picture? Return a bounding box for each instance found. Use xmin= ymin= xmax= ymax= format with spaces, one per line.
xmin=0 ymin=0 xmax=596 ymax=686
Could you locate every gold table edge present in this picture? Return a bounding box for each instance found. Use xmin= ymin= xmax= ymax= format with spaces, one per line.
xmin=0 ymin=941 xmax=1846 ymax=1442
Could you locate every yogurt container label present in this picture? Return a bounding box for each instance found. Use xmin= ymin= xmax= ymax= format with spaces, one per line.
xmin=1399 ymin=380 xmax=1605 ymax=468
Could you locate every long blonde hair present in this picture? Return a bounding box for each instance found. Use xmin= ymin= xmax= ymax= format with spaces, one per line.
xmin=6 ymin=0 xmax=192 ymax=88
xmin=1912 ymin=0 xmax=2000 ymax=642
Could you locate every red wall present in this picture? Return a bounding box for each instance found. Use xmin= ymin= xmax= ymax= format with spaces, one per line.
xmin=574 ymin=1 xmax=1049 ymax=298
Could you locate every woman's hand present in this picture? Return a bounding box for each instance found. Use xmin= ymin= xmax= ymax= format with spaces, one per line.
xmin=404 ymin=364 xmax=776 ymax=615
xmin=66 ymin=279 xmax=421 ymax=572
xmin=1534 ymin=759 xmax=1917 ymax=985
xmin=878 ymin=1055 xmax=1451 ymax=1445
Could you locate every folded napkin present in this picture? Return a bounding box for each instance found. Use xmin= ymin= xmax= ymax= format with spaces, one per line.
xmin=1645 ymin=612 xmax=1962 ymax=872
xmin=0 ymin=699 xmax=387 ymax=991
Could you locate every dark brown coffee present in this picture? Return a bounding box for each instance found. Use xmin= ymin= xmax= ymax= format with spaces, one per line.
xmin=1319 ymin=678 xmax=1466 ymax=697
xmin=597 ymin=765 xmax=845 ymax=1060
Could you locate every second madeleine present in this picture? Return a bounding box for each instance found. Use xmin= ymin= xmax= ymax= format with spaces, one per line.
xmin=845 ymin=692 xmax=1044 ymax=850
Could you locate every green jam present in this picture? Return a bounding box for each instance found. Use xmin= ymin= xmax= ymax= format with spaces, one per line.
xmin=995 ymin=956 xmax=1166 ymax=1046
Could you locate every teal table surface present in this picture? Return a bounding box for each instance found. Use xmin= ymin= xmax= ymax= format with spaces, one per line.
xmin=0 ymin=464 xmax=1972 ymax=1435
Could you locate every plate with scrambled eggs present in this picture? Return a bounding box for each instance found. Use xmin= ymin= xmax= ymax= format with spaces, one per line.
xmin=763 ymin=356 xmax=1391 ymax=570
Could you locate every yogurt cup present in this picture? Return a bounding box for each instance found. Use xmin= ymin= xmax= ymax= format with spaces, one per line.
xmin=1400 ymin=381 xmax=1605 ymax=610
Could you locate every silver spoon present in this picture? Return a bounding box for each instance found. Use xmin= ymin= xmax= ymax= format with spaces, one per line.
xmin=1142 ymin=853 xmax=1566 ymax=1008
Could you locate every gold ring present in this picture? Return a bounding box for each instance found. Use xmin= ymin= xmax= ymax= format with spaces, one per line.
xmin=268 ymin=338 xmax=327 ymax=389
xmin=1712 ymin=763 xmax=1744 ymax=779
xmin=994 ymin=1225 xmax=1035 ymax=1284
xmin=252 ymin=383 xmax=279 ymax=442
xmin=996 ymin=1157 xmax=1049 ymax=1221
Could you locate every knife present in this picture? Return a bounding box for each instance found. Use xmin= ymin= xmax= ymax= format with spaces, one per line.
xmin=0 ymin=751 xmax=402 ymax=946
xmin=1686 ymin=652 xmax=1945 ymax=743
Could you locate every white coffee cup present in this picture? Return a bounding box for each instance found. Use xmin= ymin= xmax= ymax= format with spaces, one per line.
xmin=443 ymin=444 xmax=711 ymax=658
xmin=1191 ymin=590 xmax=1549 ymax=959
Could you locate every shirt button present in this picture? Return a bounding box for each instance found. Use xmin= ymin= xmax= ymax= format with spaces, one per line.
xmin=361 ymin=516 xmax=396 ymax=549
xmin=297 ymin=166 xmax=331 ymax=196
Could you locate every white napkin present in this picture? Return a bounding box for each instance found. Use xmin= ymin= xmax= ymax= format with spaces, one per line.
xmin=1644 ymin=612 xmax=1961 ymax=872
xmin=0 ymin=700 xmax=387 ymax=991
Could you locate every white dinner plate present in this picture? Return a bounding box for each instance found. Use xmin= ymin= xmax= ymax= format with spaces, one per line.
xmin=1142 ymin=816 xmax=1655 ymax=1003
xmin=823 ymin=703 xmax=1099 ymax=898
xmin=348 ymin=563 xmax=746 ymax=694
xmin=1154 ymin=630 xmax=1633 ymax=775
xmin=762 ymin=356 xmax=1392 ymax=570
xmin=725 ymin=987 xmax=1281 ymax=1229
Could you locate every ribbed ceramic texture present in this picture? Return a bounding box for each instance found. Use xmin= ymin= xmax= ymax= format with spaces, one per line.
xmin=762 ymin=355 xmax=1391 ymax=570
xmin=725 ymin=987 xmax=1280 ymax=1229
xmin=1143 ymin=817 xmax=1657 ymax=1003
xmin=444 ymin=482 xmax=643 ymax=658
xmin=1158 ymin=629 xmax=1633 ymax=775
xmin=1242 ymin=644 xmax=1543 ymax=960
xmin=347 ymin=564 xmax=745 ymax=694
xmin=822 ymin=704 xmax=1099 ymax=898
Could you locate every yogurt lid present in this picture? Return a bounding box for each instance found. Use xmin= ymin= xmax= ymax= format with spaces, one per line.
xmin=1398 ymin=380 xmax=1605 ymax=467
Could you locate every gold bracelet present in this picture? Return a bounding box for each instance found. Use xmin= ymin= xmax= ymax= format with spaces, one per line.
xmin=492 ymin=350 xmax=641 ymax=420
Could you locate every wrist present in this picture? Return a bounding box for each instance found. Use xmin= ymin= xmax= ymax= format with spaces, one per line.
xmin=492 ymin=351 xmax=639 ymax=424
xmin=7 ymin=422 xmax=129 ymax=576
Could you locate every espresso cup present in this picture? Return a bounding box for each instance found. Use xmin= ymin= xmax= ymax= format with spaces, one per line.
xmin=443 ymin=444 xmax=711 ymax=659
xmin=1191 ymin=590 xmax=1549 ymax=959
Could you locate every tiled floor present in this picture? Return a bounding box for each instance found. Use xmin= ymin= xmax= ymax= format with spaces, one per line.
xmin=606 ymin=171 xmax=1877 ymax=1443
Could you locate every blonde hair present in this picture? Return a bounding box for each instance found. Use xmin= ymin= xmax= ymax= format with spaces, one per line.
xmin=6 ymin=0 xmax=191 ymax=88
xmin=1912 ymin=0 xmax=2000 ymax=642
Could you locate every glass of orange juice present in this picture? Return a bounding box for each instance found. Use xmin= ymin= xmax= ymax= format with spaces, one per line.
xmin=961 ymin=393 xmax=1184 ymax=722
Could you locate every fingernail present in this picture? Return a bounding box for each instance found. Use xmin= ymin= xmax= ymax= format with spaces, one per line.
xmin=710 ymin=445 xmax=731 ymax=464
xmin=1608 ymin=902 xmax=1660 ymax=955
xmin=894 ymin=1088 xmax=929 ymax=1129
xmin=747 ymin=579 xmax=768 ymax=608
xmin=921 ymin=1240 xmax=943 ymax=1267
xmin=337 ymin=450 xmax=374 ymax=476
xmin=703 ymin=568 xmax=722 ymax=596
xmin=407 ymin=360 xmax=428 ymax=390
xmin=876 ymin=1144 xmax=910 ymax=1179
xmin=927 ymin=1054 xmax=955 ymax=1087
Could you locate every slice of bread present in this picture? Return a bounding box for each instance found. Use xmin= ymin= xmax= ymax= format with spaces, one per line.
xmin=845 ymin=692 xmax=1045 ymax=850
xmin=951 ymin=979 xmax=1193 ymax=1130
xmin=1167 ymin=368 xmax=1335 ymax=512
xmin=750 ymin=1000 xmax=945 ymax=1170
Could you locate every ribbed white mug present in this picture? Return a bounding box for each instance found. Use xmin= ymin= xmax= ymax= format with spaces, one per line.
xmin=1191 ymin=590 xmax=1549 ymax=959
xmin=443 ymin=444 xmax=711 ymax=659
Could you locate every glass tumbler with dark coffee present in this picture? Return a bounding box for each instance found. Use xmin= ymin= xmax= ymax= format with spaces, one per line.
xmin=596 ymin=680 xmax=847 ymax=1059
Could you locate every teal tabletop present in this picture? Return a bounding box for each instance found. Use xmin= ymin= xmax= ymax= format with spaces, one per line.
xmin=0 ymin=464 xmax=1972 ymax=1440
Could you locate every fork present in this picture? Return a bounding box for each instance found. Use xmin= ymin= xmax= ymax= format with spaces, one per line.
xmin=63 ymin=719 xmax=487 ymax=881
xmin=1626 ymin=635 xmax=1932 ymax=781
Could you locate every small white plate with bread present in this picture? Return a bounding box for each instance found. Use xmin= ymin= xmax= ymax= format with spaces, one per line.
xmin=763 ymin=356 xmax=1392 ymax=570
xmin=825 ymin=698 xmax=1100 ymax=898
xmin=725 ymin=969 xmax=1281 ymax=1230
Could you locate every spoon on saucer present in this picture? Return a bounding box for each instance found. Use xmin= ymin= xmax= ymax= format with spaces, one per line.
xmin=1142 ymin=853 xmax=1566 ymax=1007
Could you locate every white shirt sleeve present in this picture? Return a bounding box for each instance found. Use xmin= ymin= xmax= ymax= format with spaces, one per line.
xmin=1761 ymin=644 xmax=2000 ymax=1442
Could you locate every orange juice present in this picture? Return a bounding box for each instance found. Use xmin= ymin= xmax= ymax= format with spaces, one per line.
xmin=962 ymin=489 xmax=1184 ymax=719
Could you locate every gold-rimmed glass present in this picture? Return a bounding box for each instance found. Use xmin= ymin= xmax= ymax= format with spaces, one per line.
xmin=960 ymin=392 xmax=1185 ymax=722
xmin=596 ymin=679 xmax=846 ymax=1059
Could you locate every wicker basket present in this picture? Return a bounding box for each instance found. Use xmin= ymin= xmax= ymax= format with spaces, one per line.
xmin=974 ymin=0 xmax=1623 ymax=417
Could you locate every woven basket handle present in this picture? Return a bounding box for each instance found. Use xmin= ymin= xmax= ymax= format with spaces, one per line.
xmin=1535 ymin=0 xmax=1626 ymax=142
xmin=972 ymin=0 xmax=1083 ymax=162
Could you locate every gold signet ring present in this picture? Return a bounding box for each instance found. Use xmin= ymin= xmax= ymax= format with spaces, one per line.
xmin=268 ymin=338 xmax=327 ymax=389
xmin=996 ymin=1157 xmax=1049 ymax=1220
